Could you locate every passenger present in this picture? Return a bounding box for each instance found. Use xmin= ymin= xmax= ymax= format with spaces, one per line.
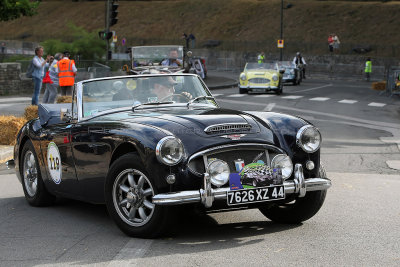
xmin=149 ymin=77 xmax=191 ymax=101
xmin=161 ymin=49 xmax=182 ymax=67
xmin=112 ymin=80 xmax=133 ymax=101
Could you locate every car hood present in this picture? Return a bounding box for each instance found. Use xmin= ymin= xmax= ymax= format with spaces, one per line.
xmin=245 ymin=69 xmax=278 ymax=79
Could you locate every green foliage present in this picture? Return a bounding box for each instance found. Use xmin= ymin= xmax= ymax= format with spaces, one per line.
xmin=41 ymin=23 xmax=106 ymax=60
xmin=0 ymin=0 xmax=39 ymax=21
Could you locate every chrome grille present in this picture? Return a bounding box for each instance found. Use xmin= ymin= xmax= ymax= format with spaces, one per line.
xmin=204 ymin=123 xmax=251 ymax=134
xmin=249 ymin=78 xmax=270 ymax=84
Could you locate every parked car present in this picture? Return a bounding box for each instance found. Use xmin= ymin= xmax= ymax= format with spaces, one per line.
xmin=239 ymin=62 xmax=284 ymax=94
xmin=277 ymin=61 xmax=302 ymax=85
xmin=9 ymin=73 xmax=331 ymax=238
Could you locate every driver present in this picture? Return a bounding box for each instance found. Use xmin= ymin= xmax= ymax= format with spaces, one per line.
xmin=161 ymin=49 xmax=183 ymax=67
xmin=150 ymin=77 xmax=192 ymax=101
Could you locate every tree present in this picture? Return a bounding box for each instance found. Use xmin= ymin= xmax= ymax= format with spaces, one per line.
xmin=0 ymin=0 xmax=40 ymax=21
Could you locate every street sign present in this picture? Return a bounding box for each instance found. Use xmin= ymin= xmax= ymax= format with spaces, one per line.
xmin=122 ymin=38 xmax=126 ymax=46
xmin=278 ymin=39 xmax=284 ymax=48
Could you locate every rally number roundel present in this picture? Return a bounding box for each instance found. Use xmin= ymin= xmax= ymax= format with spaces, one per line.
xmin=47 ymin=142 xmax=62 ymax=184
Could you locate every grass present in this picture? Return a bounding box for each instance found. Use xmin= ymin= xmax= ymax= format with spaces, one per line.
xmin=0 ymin=0 xmax=399 ymax=55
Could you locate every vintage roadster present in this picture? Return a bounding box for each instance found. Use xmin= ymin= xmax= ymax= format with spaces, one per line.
xmin=239 ymin=62 xmax=284 ymax=94
xmin=277 ymin=61 xmax=302 ymax=85
xmin=10 ymin=73 xmax=331 ymax=238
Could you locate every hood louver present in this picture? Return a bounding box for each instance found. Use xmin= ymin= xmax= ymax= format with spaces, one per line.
xmin=204 ymin=123 xmax=252 ymax=134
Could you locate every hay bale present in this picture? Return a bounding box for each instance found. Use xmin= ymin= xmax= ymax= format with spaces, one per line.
xmin=57 ymin=96 xmax=73 ymax=103
xmin=24 ymin=105 xmax=38 ymax=121
xmin=0 ymin=116 xmax=27 ymax=145
xmin=371 ymin=81 xmax=386 ymax=91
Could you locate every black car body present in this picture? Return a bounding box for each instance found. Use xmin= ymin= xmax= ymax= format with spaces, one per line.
xmin=277 ymin=61 xmax=302 ymax=85
xmin=11 ymin=73 xmax=331 ymax=237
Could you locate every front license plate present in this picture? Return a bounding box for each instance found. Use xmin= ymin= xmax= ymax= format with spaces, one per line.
xmin=227 ymin=185 xmax=285 ymax=206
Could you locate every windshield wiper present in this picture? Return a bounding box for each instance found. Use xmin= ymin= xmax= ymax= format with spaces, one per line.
xmin=186 ymin=96 xmax=216 ymax=108
xmin=132 ymin=101 xmax=174 ymax=111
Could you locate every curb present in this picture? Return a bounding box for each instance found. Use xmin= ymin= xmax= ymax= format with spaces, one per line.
xmin=0 ymin=145 xmax=13 ymax=164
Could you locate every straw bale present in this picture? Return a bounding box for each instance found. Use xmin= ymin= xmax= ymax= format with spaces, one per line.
xmin=24 ymin=105 xmax=38 ymax=121
xmin=57 ymin=96 xmax=73 ymax=103
xmin=371 ymin=81 xmax=386 ymax=91
xmin=0 ymin=116 xmax=27 ymax=145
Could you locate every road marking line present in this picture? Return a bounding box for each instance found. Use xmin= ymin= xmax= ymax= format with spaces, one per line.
xmin=108 ymin=238 xmax=153 ymax=266
xmin=281 ymin=95 xmax=303 ymax=99
xmin=291 ymin=83 xmax=332 ymax=93
xmin=310 ymin=97 xmax=330 ymax=101
xmin=338 ymin=99 xmax=358 ymax=104
xmin=253 ymin=95 xmax=275 ymax=98
xmin=368 ymin=102 xmax=386 ymax=107
xmin=263 ymin=103 xmax=276 ymax=111
xmin=227 ymin=94 xmax=245 ymax=97
xmin=212 ymin=94 xmax=223 ymax=97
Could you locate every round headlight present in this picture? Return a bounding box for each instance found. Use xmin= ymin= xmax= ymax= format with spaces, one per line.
xmin=208 ymin=159 xmax=230 ymax=187
xmin=271 ymin=154 xmax=293 ymax=180
xmin=156 ymin=136 xmax=184 ymax=166
xmin=296 ymin=125 xmax=321 ymax=153
xmin=240 ymin=73 xmax=247 ymax=81
xmin=272 ymin=74 xmax=278 ymax=81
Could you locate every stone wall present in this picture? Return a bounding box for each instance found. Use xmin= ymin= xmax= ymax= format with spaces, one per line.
xmin=0 ymin=63 xmax=33 ymax=95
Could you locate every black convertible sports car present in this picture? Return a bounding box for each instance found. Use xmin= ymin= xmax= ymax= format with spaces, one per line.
xmin=9 ymin=73 xmax=331 ymax=237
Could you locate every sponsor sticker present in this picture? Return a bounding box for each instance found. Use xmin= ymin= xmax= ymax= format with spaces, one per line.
xmin=47 ymin=142 xmax=62 ymax=184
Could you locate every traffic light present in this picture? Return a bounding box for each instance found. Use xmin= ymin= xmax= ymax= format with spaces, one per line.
xmin=109 ymin=0 xmax=118 ymax=27
xmin=99 ymin=31 xmax=112 ymax=40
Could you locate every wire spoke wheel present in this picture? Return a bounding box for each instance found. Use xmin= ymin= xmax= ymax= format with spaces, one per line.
xmin=23 ymin=151 xmax=38 ymax=197
xmin=112 ymin=169 xmax=155 ymax=227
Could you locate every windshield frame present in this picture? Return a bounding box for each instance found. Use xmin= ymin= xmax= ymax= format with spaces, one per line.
xmin=75 ymin=73 xmax=217 ymax=122
xmin=245 ymin=62 xmax=278 ymax=71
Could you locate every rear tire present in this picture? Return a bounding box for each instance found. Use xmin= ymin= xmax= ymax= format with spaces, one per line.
xmin=20 ymin=140 xmax=55 ymax=206
xmin=105 ymin=153 xmax=171 ymax=238
xmin=258 ymin=164 xmax=328 ymax=223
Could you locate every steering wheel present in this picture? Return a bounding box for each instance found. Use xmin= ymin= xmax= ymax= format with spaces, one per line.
xmin=160 ymin=93 xmax=191 ymax=102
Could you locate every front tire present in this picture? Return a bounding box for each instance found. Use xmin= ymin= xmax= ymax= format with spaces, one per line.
xmin=105 ymin=153 xmax=171 ymax=238
xmin=239 ymin=87 xmax=248 ymax=94
xmin=258 ymin=164 xmax=328 ymax=223
xmin=276 ymin=82 xmax=283 ymax=95
xmin=20 ymin=140 xmax=55 ymax=206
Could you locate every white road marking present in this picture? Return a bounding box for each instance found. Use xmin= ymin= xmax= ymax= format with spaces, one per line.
xmin=227 ymin=94 xmax=245 ymax=97
xmin=310 ymin=97 xmax=330 ymax=101
xmin=338 ymin=99 xmax=358 ymax=104
xmin=291 ymin=83 xmax=333 ymax=93
xmin=253 ymin=95 xmax=275 ymax=98
xmin=212 ymin=93 xmax=223 ymax=97
xmin=263 ymin=103 xmax=276 ymax=111
xmin=368 ymin=102 xmax=386 ymax=107
xmin=281 ymin=95 xmax=303 ymax=99
xmin=108 ymin=238 xmax=153 ymax=266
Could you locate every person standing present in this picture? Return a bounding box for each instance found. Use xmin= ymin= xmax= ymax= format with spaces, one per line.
xmin=332 ymin=34 xmax=340 ymax=52
xmin=182 ymin=33 xmax=189 ymax=49
xmin=57 ymin=50 xmax=77 ymax=96
xmin=328 ymin=34 xmax=334 ymax=53
xmin=258 ymin=52 xmax=265 ymax=64
xmin=365 ymin=57 xmax=372 ymax=82
xmin=189 ymin=33 xmax=196 ymax=48
xmin=1 ymin=42 xmax=5 ymax=54
xmin=31 ymin=46 xmax=51 ymax=105
xmin=42 ymin=52 xmax=63 ymax=103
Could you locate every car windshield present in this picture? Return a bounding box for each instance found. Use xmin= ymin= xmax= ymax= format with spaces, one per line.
xmin=131 ymin=46 xmax=184 ymax=67
xmin=277 ymin=61 xmax=295 ymax=68
xmin=245 ymin=63 xmax=277 ymax=71
xmin=80 ymin=75 xmax=217 ymax=118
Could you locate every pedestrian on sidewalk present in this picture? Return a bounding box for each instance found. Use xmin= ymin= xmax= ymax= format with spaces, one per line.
xmin=1 ymin=42 xmax=5 ymax=54
xmin=365 ymin=57 xmax=372 ymax=82
xmin=328 ymin=34 xmax=334 ymax=53
xmin=42 ymin=52 xmax=63 ymax=104
xmin=31 ymin=46 xmax=51 ymax=105
xmin=182 ymin=33 xmax=189 ymax=49
xmin=57 ymin=50 xmax=77 ymax=96
xmin=332 ymin=34 xmax=340 ymax=52
xmin=189 ymin=33 xmax=196 ymax=48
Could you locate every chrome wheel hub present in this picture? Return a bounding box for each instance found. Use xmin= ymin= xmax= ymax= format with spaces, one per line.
xmin=23 ymin=151 xmax=38 ymax=197
xmin=112 ymin=169 xmax=155 ymax=227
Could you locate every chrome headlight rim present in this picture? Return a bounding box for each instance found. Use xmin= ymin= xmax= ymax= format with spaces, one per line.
xmin=271 ymin=154 xmax=293 ymax=180
xmin=155 ymin=136 xmax=184 ymax=166
xmin=207 ymin=159 xmax=230 ymax=187
xmin=240 ymin=73 xmax=247 ymax=81
xmin=296 ymin=125 xmax=322 ymax=153
xmin=272 ymin=74 xmax=279 ymax=81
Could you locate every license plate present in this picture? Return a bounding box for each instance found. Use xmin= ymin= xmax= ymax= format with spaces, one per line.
xmin=227 ymin=185 xmax=285 ymax=206
xmin=252 ymin=88 xmax=265 ymax=92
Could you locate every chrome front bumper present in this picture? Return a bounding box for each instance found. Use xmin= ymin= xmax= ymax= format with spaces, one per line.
xmin=239 ymin=85 xmax=279 ymax=90
xmin=153 ymin=164 xmax=332 ymax=208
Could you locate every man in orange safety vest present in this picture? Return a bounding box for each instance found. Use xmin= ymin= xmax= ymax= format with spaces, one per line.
xmin=57 ymin=50 xmax=77 ymax=96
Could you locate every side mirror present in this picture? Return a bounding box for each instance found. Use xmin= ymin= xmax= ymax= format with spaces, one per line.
xmin=60 ymin=108 xmax=71 ymax=122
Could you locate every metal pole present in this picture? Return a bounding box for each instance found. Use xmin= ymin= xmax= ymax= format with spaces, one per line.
xmin=106 ymin=0 xmax=110 ymax=63
xmin=280 ymin=0 xmax=283 ymax=61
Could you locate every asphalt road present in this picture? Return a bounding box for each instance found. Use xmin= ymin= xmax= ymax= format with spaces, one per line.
xmin=1 ymin=78 xmax=400 ymax=266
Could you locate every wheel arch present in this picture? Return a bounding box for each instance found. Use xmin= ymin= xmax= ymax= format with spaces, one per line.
xmin=109 ymin=142 xmax=140 ymax=168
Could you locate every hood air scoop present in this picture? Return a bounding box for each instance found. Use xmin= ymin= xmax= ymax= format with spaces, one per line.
xmin=204 ymin=123 xmax=252 ymax=134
